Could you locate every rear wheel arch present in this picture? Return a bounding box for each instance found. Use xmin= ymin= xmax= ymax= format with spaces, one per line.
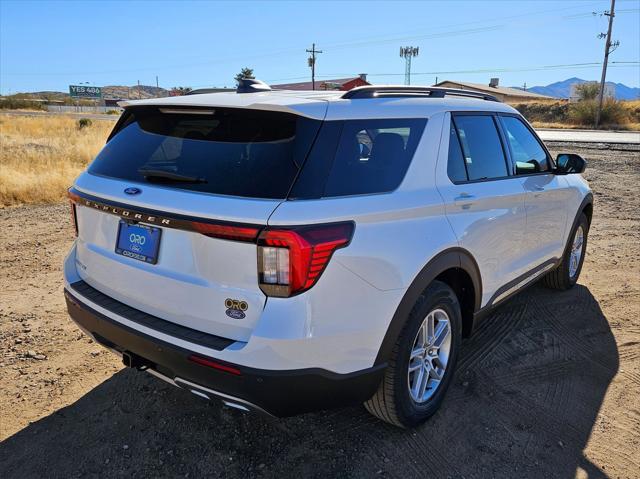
xmin=435 ymin=265 xmax=478 ymax=337
xmin=374 ymin=248 xmax=482 ymax=366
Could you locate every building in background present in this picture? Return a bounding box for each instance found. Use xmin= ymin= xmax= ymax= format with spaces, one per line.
xmin=272 ymin=74 xmax=370 ymax=91
xmin=434 ymin=78 xmax=554 ymax=103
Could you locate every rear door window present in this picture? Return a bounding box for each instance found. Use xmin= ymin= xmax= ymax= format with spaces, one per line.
xmin=321 ymin=118 xmax=427 ymax=197
xmin=447 ymin=122 xmax=467 ymax=183
xmin=89 ymin=107 xmax=322 ymax=199
xmin=452 ymin=115 xmax=509 ymax=181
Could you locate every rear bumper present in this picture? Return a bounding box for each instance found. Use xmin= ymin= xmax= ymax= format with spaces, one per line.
xmin=64 ymin=287 xmax=385 ymax=417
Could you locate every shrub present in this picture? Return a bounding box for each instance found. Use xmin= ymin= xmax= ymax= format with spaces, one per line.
xmin=77 ymin=118 xmax=93 ymax=129
xmin=105 ymin=109 xmax=120 ymax=115
xmin=513 ymin=99 xmax=635 ymax=129
xmin=0 ymin=97 xmax=47 ymax=110
xmin=575 ymin=82 xmax=600 ymax=101
xmin=568 ymin=99 xmax=629 ymax=127
xmin=511 ymin=101 xmax=569 ymax=123
xmin=624 ymin=100 xmax=640 ymax=123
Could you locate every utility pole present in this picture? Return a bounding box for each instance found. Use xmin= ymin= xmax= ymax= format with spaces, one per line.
xmin=306 ymin=43 xmax=323 ymax=90
xmin=156 ymin=75 xmax=159 ymax=97
xmin=400 ymin=46 xmax=419 ymax=85
xmin=595 ymin=0 xmax=617 ymax=128
xmin=137 ymin=79 xmax=141 ymax=99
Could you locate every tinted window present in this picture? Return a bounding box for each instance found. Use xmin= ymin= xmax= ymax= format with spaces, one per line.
xmin=501 ymin=116 xmax=550 ymax=173
xmin=89 ymin=107 xmax=321 ymax=199
xmin=321 ymin=118 xmax=426 ymax=197
xmin=447 ymin=122 xmax=467 ymax=182
xmin=452 ymin=115 xmax=508 ymax=181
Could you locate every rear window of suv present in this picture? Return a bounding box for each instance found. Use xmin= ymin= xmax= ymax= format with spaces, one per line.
xmin=89 ymin=106 xmax=322 ymax=199
xmin=289 ymin=118 xmax=427 ymax=199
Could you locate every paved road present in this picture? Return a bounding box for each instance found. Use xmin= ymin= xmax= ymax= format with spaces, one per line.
xmin=536 ymin=128 xmax=640 ymax=144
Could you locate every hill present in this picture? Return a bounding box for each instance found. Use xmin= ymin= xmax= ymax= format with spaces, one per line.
xmin=27 ymin=84 xmax=170 ymax=100
xmin=102 ymin=84 xmax=169 ymax=99
xmin=526 ymin=77 xmax=639 ymax=100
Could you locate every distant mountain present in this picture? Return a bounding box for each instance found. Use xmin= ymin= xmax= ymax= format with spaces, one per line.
xmin=525 ymin=77 xmax=639 ymax=100
xmin=27 ymin=84 xmax=170 ymax=100
xmin=102 ymin=85 xmax=169 ymax=100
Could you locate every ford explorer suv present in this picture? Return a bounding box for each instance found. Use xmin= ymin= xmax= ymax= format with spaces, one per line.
xmin=64 ymin=81 xmax=592 ymax=427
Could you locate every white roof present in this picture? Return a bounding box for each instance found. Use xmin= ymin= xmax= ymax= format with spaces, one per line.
xmin=119 ymin=87 xmax=518 ymax=121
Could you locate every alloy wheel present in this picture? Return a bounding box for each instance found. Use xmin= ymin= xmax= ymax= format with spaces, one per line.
xmin=569 ymin=225 xmax=585 ymax=279
xmin=407 ymin=308 xmax=452 ymax=403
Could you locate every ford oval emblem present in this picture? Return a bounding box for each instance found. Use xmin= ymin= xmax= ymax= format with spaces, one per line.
xmin=124 ymin=187 xmax=142 ymax=195
xmin=225 ymin=309 xmax=246 ymax=320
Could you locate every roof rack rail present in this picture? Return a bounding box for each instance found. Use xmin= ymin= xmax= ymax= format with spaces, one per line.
xmin=342 ymin=85 xmax=500 ymax=102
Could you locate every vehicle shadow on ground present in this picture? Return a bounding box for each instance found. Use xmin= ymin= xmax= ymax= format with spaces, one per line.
xmin=0 ymin=284 xmax=618 ymax=479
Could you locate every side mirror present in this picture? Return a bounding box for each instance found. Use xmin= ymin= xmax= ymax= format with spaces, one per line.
xmin=555 ymin=154 xmax=587 ymax=174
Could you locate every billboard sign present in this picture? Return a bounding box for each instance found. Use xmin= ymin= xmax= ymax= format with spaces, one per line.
xmin=69 ymin=85 xmax=102 ymax=99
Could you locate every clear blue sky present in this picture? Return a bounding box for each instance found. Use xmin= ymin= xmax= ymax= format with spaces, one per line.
xmin=1 ymin=0 xmax=639 ymax=94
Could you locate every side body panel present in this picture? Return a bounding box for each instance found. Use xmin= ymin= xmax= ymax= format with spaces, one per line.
xmin=558 ymin=174 xmax=594 ymax=241
xmin=435 ymin=112 xmax=529 ymax=307
xmin=496 ymin=114 xmax=573 ymax=267
xmin=519 ymin=173 xmax=570 ymax=263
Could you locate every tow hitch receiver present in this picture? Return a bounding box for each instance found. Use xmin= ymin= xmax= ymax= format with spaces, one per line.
xmin=122 ymin=350 xmax=152 ymax=370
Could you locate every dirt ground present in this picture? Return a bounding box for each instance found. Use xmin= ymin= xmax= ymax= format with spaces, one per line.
xmin=0 ymin=143 xmax=638 ymax=478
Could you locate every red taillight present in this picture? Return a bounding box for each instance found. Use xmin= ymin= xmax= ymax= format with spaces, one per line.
xmin=257 ymin=222 xmax=354 ymax=297
xmin=68 ymin=189 xmax=79 ymax=237
xmin=188 ymin=355 xmax=242 ymax=375
xmin=193 ymin=222 xmax=260 ymax=242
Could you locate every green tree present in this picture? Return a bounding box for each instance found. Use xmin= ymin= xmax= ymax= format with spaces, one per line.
xmin=235 ymin=68 xmax=255 ymax=85
xmin=575 ymin=82 xmax=600 ymax=101
xmin=170 ymin=86 xmax=192 ymax=96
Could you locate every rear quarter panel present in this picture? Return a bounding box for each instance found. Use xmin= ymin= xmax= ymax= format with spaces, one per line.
xmin=263 ymin=112 xmax=458 ymax=369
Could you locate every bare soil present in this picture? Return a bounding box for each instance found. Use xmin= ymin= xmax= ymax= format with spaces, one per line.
xmin=0 ymin=143 xmax=638 ymax=478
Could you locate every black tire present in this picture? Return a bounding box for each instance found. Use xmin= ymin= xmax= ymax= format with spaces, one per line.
xmin=364 ymin=281 xmax=462 ymax=428
xmin=543 ymin=213 xmax=589 ymax=290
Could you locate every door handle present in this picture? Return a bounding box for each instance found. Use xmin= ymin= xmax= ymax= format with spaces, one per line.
xmin=455 ymin=193 xmax=475 ymax=201
xmin=454 ymin=193 xmax=476 ymax=208
xmin=533 ymin=185 xmax=545 ymax=191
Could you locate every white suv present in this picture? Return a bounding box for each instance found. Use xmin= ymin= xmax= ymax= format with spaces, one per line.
xmin=64 ymin=81 xmax=593 ymax=427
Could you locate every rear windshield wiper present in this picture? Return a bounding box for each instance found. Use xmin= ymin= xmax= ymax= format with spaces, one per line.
xmin=138 ymin=168 xmax=207 ymax=183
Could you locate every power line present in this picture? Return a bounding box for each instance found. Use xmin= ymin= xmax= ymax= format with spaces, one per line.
xmin=263 ymin=61 xmax=638 ymax=84
xmin=2 ymin=4 xmax=611 ymax=78
xmin=321 ymin=1 xmax=604 ymax=51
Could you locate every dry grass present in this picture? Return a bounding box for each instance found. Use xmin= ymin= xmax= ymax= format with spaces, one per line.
xmin=511 ymin=99 xmax=640 ymax=131
xmin=530 ymin=121 xmax=640 ymax=131
xmin=0 ymin=114 xmax=115 ymax=206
